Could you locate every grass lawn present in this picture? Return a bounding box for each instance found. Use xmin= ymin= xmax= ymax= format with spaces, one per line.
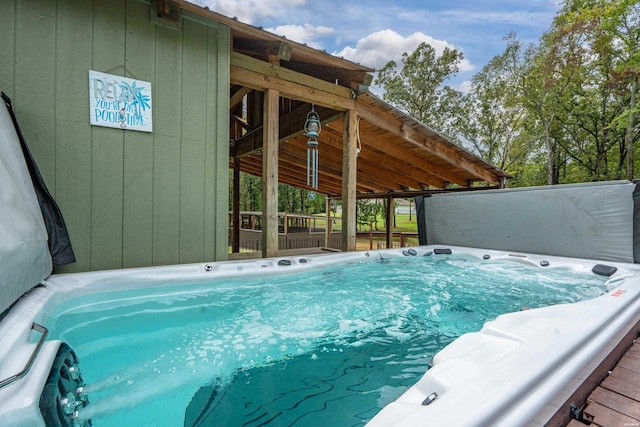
xmin=230 ymin=213 xmax=420 ymax=253
xmin=310 ymin=213 xmax=417 ymax=232
xmin=309 ymin=213 xmax=419 ymax=250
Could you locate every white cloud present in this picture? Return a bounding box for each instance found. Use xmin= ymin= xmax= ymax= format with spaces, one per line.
xmin=334 ymin=29 xmax=474 ymax=72
xmin=265 ymin=24 xmax=334 ymax=50
xmin=459 ymin=80 xmax=473 ymax=94
xmin=193 ymin=0 xmax=306 ymax=25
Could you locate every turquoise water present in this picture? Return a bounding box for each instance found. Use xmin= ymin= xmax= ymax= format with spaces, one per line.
xmin=45 ymin=254 xmax=607 ymax=426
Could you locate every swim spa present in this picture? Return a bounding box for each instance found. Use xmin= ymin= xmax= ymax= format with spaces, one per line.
xmin=3 ymin=89 xmax=640 ymax=426
xmin=2 ymin=246 xmax=640 ymax=426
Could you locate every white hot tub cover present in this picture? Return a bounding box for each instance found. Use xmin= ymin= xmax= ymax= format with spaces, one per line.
xmin=0 ymin=94 xmax=73 ymax=314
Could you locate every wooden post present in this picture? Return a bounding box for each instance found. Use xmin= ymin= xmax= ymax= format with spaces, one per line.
xmin=232 ymin=157 xmax=241 ymax=253
xmin=386 ymin=195 xmax=394 ymax=249
xmin=262 ymin=88 xmax=279 ymax=258
xmin=369 ymin=221 xmax=373 ymax=250
xmin=342 ymin=110 xmax=358 ymax=252
xmin=325 ymin=197 xmax=332 ymax=248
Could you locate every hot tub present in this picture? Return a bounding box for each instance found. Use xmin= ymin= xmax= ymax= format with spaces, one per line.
xmin=3 ymin=90 xmax=640 ymax=426
xmin=1 ymin=246 xmax=639 ymax=426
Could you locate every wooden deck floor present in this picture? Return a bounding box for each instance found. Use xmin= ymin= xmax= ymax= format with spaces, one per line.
xmin=568 ymin=340 xmax=640 ymax=427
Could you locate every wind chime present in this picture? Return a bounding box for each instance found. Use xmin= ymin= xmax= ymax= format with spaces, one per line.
xmin=304 ymin=105 xmax=321 ymax=191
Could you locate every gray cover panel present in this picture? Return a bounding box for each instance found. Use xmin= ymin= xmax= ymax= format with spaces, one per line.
xmin=424 ymin=181 xmax=635 ymax=262
xmin=0 ymin=100 xmax=51 ymax=314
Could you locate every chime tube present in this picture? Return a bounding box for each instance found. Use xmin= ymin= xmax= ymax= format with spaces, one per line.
xmin=313 ymin=149 xmax=319 ymax=189
xmin=307 ymin=149 xmax=311 ymax=186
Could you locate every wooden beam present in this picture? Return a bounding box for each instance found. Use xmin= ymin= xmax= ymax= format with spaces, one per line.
xmin=233 ymin=38 xmax=292 ymax=62
xmin=285 ymin=60 xmax=373 ymax=88
xmin=356 ymin=98 xmax=501 ymax=185
xmin=386 ymin=195 xmax=394 ymax=249
xmin=230 ymin=86 xmax=252 ymax=110
xmin=320 ymin=123 xmax=447 ymax=189
xmin=247 ymin=90 xmax=263 ymax=129
xmin=232 ymin=52 xmax=351 ymax=98
xmin=350 ymin=186 xmax=503 ymax=199
xmin=231 ymin=65 xmax=356 ymax=111
xmin=354 ymin=125 xmax=459 ymax=187
xmin=262 ymin=89 xmax=279 ymax=258
xmin=231 ymin=104 xmax=342 ymax=157
xmin=232 ymin=115 xmax=250 ymax=131
xmin=154 ymin=0 xmax=181 ymax=23
xmin=325 ymin=197 xmax=332 ymax=249
xmin=280 ymin=128 xmax=400 ymax=192
xmin=342 ymin=110 xmax=358 ymax=251
xmin=231 ymin=52 xmax=356 ymax=111
xmin=279 ymin=105 xmax=342 ymax=141
xmin=280 ymin=141 xmax=389 ymax=193
xmin=232 ymin=158 xmax=240 ymax=253
xmin=262 ymin=167 xmax=344 ymax=195
xmin=236 ymin=155 xmax=351 ymax=195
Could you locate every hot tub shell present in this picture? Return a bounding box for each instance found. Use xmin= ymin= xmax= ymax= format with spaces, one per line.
xmin=1 ymin=247 xmax=640 ymax=426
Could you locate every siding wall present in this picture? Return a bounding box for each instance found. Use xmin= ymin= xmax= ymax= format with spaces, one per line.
xmin=0 ymin=0 xmax=230 ymax=272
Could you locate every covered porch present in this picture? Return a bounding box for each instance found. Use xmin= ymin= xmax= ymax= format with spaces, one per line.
xmin=193 ymin=4 xmax=512 ymax=257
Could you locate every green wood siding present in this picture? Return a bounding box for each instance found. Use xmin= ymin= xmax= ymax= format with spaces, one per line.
xmin=0 ymin=0 xmax=230 ymax=272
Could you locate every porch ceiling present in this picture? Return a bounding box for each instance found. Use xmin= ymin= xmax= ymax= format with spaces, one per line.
xmin=230 ymin=89 xmax=510 ymax=197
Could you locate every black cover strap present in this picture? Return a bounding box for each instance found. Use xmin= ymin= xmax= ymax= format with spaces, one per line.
xmin=415 ymin=195 xmax=428 ymax=245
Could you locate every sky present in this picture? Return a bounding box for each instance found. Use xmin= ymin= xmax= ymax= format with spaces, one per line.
xmin=193 ymin=0 xmax=562 ymax=93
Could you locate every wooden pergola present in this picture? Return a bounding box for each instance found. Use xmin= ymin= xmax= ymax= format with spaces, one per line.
xmin=176 ymin=2 xmax=511 ymax=257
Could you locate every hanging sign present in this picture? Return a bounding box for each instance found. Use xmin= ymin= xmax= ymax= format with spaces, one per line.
xmin=88 ymin=70 xmax=153 ymax=132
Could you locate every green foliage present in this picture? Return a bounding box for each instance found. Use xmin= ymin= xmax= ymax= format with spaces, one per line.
xmin=375 ymin=42 xmax=465 ymax=138
xmin=229 ymin=171 xmax=262 ymax=212
xmin=373 ymin=1 xmax=639 ymax=186
xmin=229 ymin=172 xmax=326 ymax=214
xmin=356 ymin=199 xmax=381 ymax=230
xmin=278 ymin=184 xmax=326 ymax=214
xmin=459 ymin=33 xmax=536 ymax=174
xmin=531 ymin=0 xmax=640 ymax=182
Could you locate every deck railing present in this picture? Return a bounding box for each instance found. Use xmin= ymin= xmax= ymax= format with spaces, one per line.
xmin=230 ymin=228 xmax=417 ymax=253
xmin=230 ymin=229 xmax=342 ymax=253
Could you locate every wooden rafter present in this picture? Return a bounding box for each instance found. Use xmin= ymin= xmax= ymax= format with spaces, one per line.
xmin=356 ymin=95 xmax=503 ymax=185
xmin=320 ymin=122 xmax=448 ymax=188
xmin=285 ymin=60 xmax=373 ymax=87
xmin=231 ymin=104 xmax=342 ymax=158
xmin=230 ymin=86 xmax=252 ymax=110
xmin=234 ymin=38 xmax=292 ymax=63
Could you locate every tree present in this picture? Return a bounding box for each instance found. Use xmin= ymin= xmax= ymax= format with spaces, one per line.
xmin=375 ymin=42 xmax=465 ymax=139
xmin=518 ymin=26 xmax=585 ymax=185
xmin=230 ymin=172 xmax=262 ymax=212
xmin=561 ymin=0 xmax=640 ymax=180
xmin=276 ymin=183 xmax=326 ymax=214
xmin=459 ymin=33 xmax=536 ymax=175
xmin=356 ymin=199 xmax=381 ymax=231
xmin=530 ymin=0 xmax=640 ymax=182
